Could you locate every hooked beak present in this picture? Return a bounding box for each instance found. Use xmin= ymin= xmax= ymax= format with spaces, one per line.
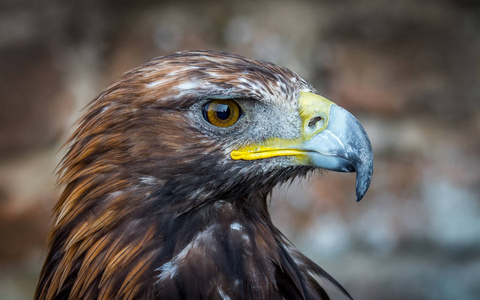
xmin=231 ymin=92 xmax=374 ymax=201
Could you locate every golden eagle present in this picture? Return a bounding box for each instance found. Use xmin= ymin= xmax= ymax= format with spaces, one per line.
xmin=35 ymin=50 xmax=373 ymax=299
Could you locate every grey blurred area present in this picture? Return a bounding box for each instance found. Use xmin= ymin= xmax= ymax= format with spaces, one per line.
xmin=0 ymin=0 xmax=479 ymax=299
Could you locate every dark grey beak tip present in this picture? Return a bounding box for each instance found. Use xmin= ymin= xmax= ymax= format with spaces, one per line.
xmin=354 ymin=158 xmax=374 ymax=202
xmin=355 ymin=179 xmax=371 ymax=202
xmin=356 ymin=191 xmax=366 ymax=202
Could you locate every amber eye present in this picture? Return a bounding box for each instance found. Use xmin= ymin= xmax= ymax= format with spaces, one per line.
xmin=202 ymin=100 xmax=242 ymax=127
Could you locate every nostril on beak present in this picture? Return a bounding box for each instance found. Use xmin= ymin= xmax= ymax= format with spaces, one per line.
xmin=308 ymin=116 xmax=324 ymax=129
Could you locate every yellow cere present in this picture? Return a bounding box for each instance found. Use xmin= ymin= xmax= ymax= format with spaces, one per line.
xmin=230 ymin=92 xmax=336 ymax=162
xmin=297 ymin=91 xmax=334 ymax=140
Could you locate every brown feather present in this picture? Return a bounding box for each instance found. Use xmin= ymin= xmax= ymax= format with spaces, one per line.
xmin=36 ymin=50 xmax=351 ymax=300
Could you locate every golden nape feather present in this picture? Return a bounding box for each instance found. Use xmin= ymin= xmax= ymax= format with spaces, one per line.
xmin=36 ymin=50 xmax=373 ymax=299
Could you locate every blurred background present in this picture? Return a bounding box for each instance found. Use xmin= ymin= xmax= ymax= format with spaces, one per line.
xmin=1 ymin=0 xmax=479 ymax=299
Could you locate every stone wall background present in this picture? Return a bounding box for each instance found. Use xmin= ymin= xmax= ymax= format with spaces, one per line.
xmin=0 ymin=0 xmax=479 ymax=299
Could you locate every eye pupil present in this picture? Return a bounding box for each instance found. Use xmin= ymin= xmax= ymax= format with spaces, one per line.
xmin=216 ymin=104 xmax=231 ymax=120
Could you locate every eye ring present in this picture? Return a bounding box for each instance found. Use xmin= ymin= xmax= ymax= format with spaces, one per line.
xmin=202 ymin=100 xmax=242 ymax=127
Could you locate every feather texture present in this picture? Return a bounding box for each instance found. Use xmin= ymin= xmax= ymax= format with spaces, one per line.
xmin=36 ymin=51 xmax=352 ymax=299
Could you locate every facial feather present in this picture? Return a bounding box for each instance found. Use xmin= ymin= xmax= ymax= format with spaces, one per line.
xmin=36 ymin=50 xmax=352 ymax=300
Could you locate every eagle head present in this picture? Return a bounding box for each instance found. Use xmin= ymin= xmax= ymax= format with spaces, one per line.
xmin=36 ymin=51 xmax=373 ymax=299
